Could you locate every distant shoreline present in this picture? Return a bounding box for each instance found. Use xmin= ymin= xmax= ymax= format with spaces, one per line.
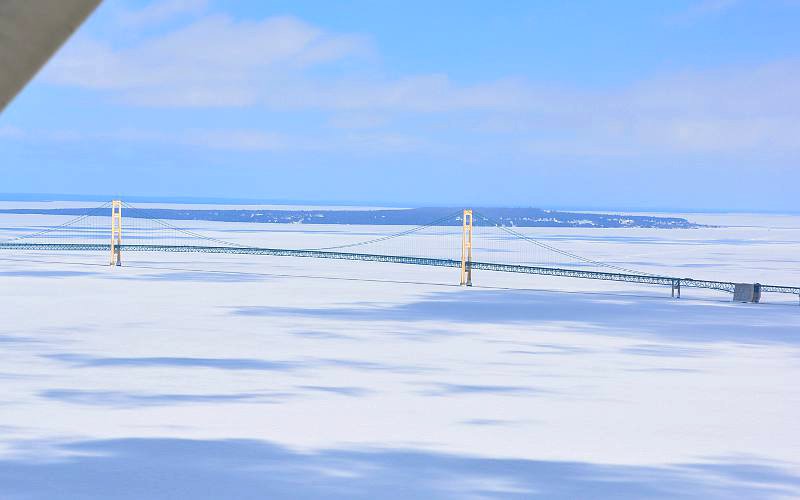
xmin=0 ymin=194 xmax=795 ymax=215
xmin=0 ymin=206 xmax=702 ymax=229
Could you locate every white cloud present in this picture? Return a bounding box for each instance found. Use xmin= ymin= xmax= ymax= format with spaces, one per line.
xmin=116 ymin=0 xmax=209 ymax=28
xmin=95 ymin=128 xmax=289 ymax=152
xmin=667 ymin=0 xmax=740 ymax=23
xmin=36 ymin=9 xmax=800 ymax=159
xmin=44 ymin=14 xmax=372 ymax=107
xmin=490 ymin=60 xmax=800 ymax=157
xmin=0 ymin=125 xmax=24 ymax=139
xmin=691 ymin=0 xmax=739 ymax=15
xmin=262 ymin=75 xmax=563 ymax=113
xmin=327 ymin=113 xmax=388 ymax=130
xmin=0 ymin=125 xmax=429 ymax=155
xmin=182 ymin=129 xmax=285 ymax=151
xmin=44 ymin=12 xmax=549 ymax=112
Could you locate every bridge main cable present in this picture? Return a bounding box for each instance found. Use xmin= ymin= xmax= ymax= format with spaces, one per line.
xmin=472 ymin=210 xmax=659 ymax=277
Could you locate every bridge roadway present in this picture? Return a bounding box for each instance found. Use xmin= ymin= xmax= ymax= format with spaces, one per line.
xmin=2 ymin=242 xmax=799 ymax=298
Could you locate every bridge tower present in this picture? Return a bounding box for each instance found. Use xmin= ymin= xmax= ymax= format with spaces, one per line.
xmin=110 ymin=200 xmax=122 ymax=266
xmin=460 ymin=209 xmax=473 ymax=286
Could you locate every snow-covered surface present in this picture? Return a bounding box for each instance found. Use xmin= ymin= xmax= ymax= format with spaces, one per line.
xmin=0 ymin=212 xmax=799 ymax=498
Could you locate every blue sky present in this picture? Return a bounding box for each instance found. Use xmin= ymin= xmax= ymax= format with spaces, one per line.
xmin=1 ymin=0 xmax=798 ymax=210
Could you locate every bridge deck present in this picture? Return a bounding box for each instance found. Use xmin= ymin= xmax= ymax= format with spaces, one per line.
xmin=2 ymin=242 xmax=798 ymax=297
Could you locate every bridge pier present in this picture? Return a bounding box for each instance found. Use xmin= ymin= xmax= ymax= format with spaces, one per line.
xmin=671 ymin=279 xmax=681 ymax=299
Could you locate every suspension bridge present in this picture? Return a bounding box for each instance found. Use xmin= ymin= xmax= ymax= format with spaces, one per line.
xmin=1 ymin=201 xmax=798 ymax=303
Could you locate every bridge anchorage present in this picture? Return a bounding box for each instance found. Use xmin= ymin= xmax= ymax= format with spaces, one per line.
xmin=0 ymin=200 xmax=798 ymax=304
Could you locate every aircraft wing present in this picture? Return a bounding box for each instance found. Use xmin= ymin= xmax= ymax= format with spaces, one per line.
xmin=0 ymin=0 xmax=100 ymax=112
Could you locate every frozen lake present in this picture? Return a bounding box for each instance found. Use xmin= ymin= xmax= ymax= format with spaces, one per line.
xmin=0 ymin=212 xmax=799 ymax=498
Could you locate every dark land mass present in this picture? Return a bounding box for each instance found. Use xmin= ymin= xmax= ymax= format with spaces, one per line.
xmin=0 ymin=207 xmax=702 ymax=228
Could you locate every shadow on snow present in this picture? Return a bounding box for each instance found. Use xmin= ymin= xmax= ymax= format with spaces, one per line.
xmin=231 ymin=289 xmax=800 ymax=345
xmin=0 ymin=438 xmax=797 ymax=499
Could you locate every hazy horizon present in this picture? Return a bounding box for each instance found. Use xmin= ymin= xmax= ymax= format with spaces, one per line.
xmin=1 ymin=191 xmax=798 ymax=215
